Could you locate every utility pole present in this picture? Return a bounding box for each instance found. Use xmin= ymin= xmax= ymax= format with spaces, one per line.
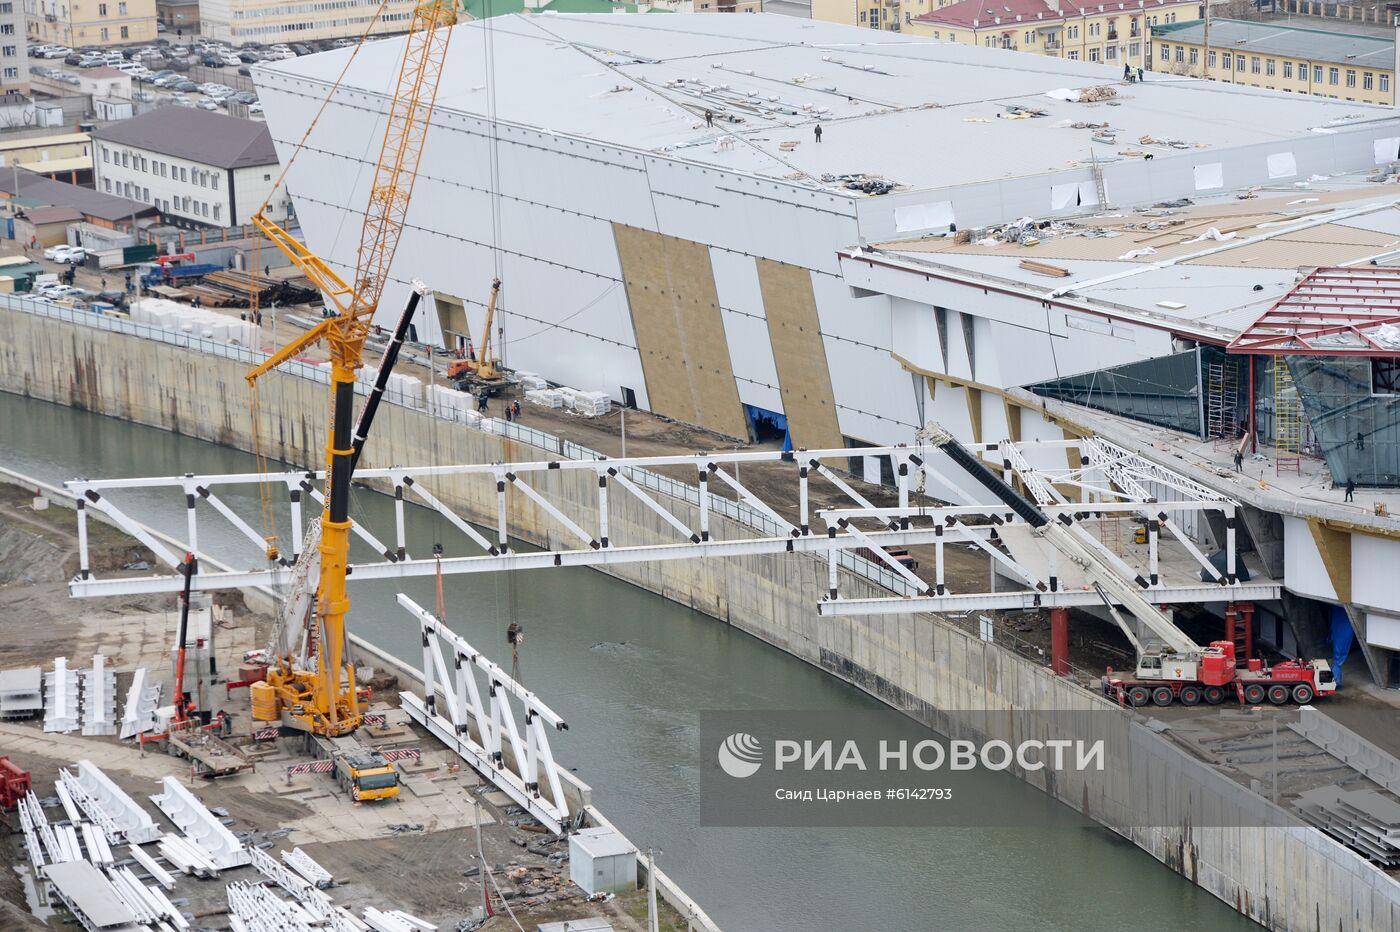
xmin=620 ymin=407 xmax=626 ymax=458
xmin=1202 ymin=0 xmax=1212 ymax=80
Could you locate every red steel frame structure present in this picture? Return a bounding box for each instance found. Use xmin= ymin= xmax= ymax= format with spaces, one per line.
xmin=1227 ymin=267 xmax=1400 ymax=358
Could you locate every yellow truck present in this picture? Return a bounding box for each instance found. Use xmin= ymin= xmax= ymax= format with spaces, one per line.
xmin=318 ymin=736 xmax=401 ymax=802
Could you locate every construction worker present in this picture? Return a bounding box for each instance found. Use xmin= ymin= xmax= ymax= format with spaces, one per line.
xmin=1345 ymin=478 xmax=1356 ymax=502
xmin=814 ymin=123 xmax=823 ymax=144
xmin=704 ymin=109 xmax=714 ymax=128
xmin=512 ymin=399 xmax=521 ymax=420
xmin=1137 ymin=67 xmax=1144 ymax=82
xmin=1123 ymin=64 xmax=1132 ymax=82
xmin=1233 ymin=450 xmax=1244 ymax=472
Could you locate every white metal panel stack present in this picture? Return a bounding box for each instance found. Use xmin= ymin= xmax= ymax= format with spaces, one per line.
xmin=43 ymin=656 xmax=81 ymax=733
xmin=574 ymin=391 xmax=612 ymax=417
xmin=150 ymin=776 xmax=250 ymax=869
xmin=127 ymin=844 xmax=177 ymax=891
xmin=516 ymin=371 xmax=548 ymax=391
xmin=81 ymin=654 xmax=118 ymax=736
xmin=119 ymin=667 xmax=161 ymax=740
xmin=105 ymin=863 xmax=190 ymax=929
xmin=157 ymin=832 xmax=222 ymax=878
xmin=426 ymin=383 xmax=471 ymax=422
xmin=1296 ymin=785 xmax=1400 ymax=866
xmin=363 ymin=907 xmax=437 ymax=932
xmin=0 ymin=666 xmax=44 ymax=719
xmin=71 ymin=760 xmax=164 ymax=845
xmin=17 ymin=790 xmax=50 ymax=873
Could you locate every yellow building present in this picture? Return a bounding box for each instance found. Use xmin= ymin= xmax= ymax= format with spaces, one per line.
xmin=26 ymin=0 xmax=158 ymax=47
xmin=0 ymin=132 xmax=92 ymax=185
xmin=815 ymin=0 xmax=1197 ymax=66
xmin=1151 ymin=19 xmax=1394 ymax=105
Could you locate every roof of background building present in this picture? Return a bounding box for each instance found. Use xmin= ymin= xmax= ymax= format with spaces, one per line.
xmin=1153 ymin=19 xmax=1395 ymax=69
xmin=0 ymin=132 xmax=90 ymax=152
xmin=257 ymin=14 xmax=1396 ymax=197
xmin=853 ymin=181 xmax=1400 ymax=344
xmin=24 ymin=206 xmax=85 ymax=224
xmin=0 ymin=169 xmax=158 ymax=223
xmin=83 ymin=67 xmax=130 ymax=80
xmin=92 ymin=107 xmax=277 ymax=169
xmin=916 ymin=0 xmax=1185 ymax=29
xmin=463 ymin=0 xmax=672 ymax=16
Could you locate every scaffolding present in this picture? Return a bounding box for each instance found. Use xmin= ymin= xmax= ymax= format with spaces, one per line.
xmin=1206 ymin=357 xmax=1240 ymax=446
xmin=1274 ymin=356 xmax=1302 ymax=475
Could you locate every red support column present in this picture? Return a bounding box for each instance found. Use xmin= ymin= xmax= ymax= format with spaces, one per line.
xmin=1240 ymin=602 xmax=1254 ymax=660
xmin=1050 ymin=607 xmax=1069 ymax=676
xmin=1224 ymin=603 xmax=1237 ymax=652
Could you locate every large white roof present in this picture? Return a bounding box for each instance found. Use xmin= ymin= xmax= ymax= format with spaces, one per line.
xmin=258 ymin=12 xmax=1392 ymax=196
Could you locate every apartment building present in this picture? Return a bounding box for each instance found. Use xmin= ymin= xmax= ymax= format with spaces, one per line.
xmin=1152 ymin=19 xmax=1394 ymax=105
xmin=199 ymin=0 xmax=418 ymax=44
xmin=0 ymin=0 xmax=26 ymax=95
xmin=839 ymin=0 xmax=1200 ymax=65
xmin=92 ymin=107 xmax=290 ymax=228
xmin=26 ymin=0 xmax=158 ymax=47
xmin=905 ymin=0 xmax=1200 ymax=62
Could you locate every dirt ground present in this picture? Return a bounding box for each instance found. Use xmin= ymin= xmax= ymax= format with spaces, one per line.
xmin=0 ymin=488 xmax=685 ymax=931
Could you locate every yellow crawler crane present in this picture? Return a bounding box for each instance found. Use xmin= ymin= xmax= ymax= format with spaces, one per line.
xmin=245 ymin=0 xmax=456 ymax=736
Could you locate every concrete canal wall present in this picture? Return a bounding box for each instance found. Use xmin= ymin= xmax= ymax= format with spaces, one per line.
xmin=4 ymin=302 xmax=1400 ymax=931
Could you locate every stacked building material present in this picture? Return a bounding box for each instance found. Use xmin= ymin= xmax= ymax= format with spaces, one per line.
xmin=516 ymin=371 xmax=548 ymax=391
xmin=43 ymin=656 xmax=81 ymax=733
xmin=0 ymin=667 xmax=44 ymax=719
xmin=573 ymin=391 xmax=612 ymax=417
xmin=1295 ymin=785 xmax=1400 ymax=866
xmin=119 ymin=668 xmax=160 ymax=740
xmin=81 ymin=654 xmax=117 ymax=736
xmin=526 ymin=389 xmax=563 ymax=409
xmin=130 ymin=298 xmax=262 ymax=347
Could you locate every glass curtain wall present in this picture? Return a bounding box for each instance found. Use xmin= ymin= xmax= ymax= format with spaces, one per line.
xmin=1028 ymin=349 xmax=1205 ymax=436
xmin=1288 ymin=356 xmax=1400 ymax=487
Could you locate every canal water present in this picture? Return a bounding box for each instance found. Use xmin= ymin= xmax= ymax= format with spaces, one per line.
xmin=0 ymin=392 xmax=1260 ymax=932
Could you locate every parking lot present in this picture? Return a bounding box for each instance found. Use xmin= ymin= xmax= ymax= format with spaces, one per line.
xmin=26 ymin=34 xmax=387 ymax=118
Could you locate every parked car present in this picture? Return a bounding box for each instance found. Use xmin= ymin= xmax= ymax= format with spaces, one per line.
xmin=201 ymin=54 xmax=224 ymax=67
xmin=63 ymin=53 xmax=82 ymax=65
xmin=38 ymin=283 xmax=84 ymax=299
xmin=237 ymin=50 xmax=259 ymax=63
xmin=197 ymin=99 xmax=219 ymax=111
xmin=173 ymin=80 xmax=197 ymax=91
xmin=290 ymin=43 xmax=313 ymax=56
xmin=43 ymin=245 xmax=86 ymax=263
xmin=249 ymin=102 xmax=264 ymax=114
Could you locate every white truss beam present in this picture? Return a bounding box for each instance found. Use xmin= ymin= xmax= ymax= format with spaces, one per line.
xmin=398 ymin=594 xmax=570 ymax=834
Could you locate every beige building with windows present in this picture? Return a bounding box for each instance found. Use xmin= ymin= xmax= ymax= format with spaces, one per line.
xmin=26 ymin=0 xmax=157 ymax=47
xmin=817 ymin=0 xmax=1198 ymax=53
xmin=1151 ymin=19 xmax=1395 ymax=105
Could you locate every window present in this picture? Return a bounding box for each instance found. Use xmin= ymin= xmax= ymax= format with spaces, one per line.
xmin=1088 ymin=22 xmax=1099 ymax=36
xmin=1347 ymin=70 xmax=1356 ymax=88
xmin=99 ymin=27 xmax=108 ymax=39
xmin=211 ymin=175 xmax=219 ymax=190
xmin=1235 ymin=54 xmax=1244 ymax=71
xmin=858 ymin=10 xmax=865 ymax=21
xmin=0 ymin=3 xmax=12 ymax=11
xmin=1208 ymin=50 xmax=1216 ymax=68
xmin=1068 ymin=24 xmax=1078 ymax=38
xmin=213 ymin=204 xmax=220 ymax=221
xmin=1266 ymin=60 xmax=1275 ymax=77
xmin=97 ymin=2 xmax=105 ymax=12
xmin=1174 ymin=46 xmax=1183 ymax=64
xmin=1068 ymin=50 xmax=1079 ymax=60
xmin=101 ymin=146 xmax=109 ymax=163
xmin=103 ymin=178 xmax=111 ymax=192
xmin=1329 ymin=67 xmax=1339 ymax=85
xmin=1 ymin=45 xmax=13 ymax=57
xmin=118 ymin=0 xmax=125 ymax=9
xmin=1284 ymin=61 xmax=1292 ymax=79
xmin=1160 ymin=44 xmax=1169 ymax=62
xmin=179 ymin=166 xmax=186 ymax=181
xmin=1251 ymin=57 xmax=1260 ymax=74
xmin=1382 ymin=74 xmax=1390 ymax=93
xmin=1365 ymin=72 xmax=1374 ymax=90
xmin=1314 ymin=65 xmax=1323 ymax=83
xmin=0 ymin=23 xmax=12 ymax=34
xmin=119 ymin=25 xmax=127 ymax=38
xmin=1129 ymin=41 xmax=1140 ymax=56
xmin=1106 ymin=45 xmax=1116 ymax=61
xmin=1090 ymin=47 xmax=1100 ymax=62
xmin=2 ymin=67 xmax=15 ymax=79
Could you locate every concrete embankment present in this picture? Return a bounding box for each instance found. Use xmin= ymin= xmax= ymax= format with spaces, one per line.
xmin=4 ymin=303 xmax=1400 ymax=931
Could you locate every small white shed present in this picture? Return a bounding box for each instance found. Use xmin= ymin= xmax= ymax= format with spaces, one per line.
xmin=568 ymin=827 xmax=637 ymax=896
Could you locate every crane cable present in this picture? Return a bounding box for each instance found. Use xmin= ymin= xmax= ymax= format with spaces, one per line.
xmin=247 ymin=0 xmax=394 ymax=565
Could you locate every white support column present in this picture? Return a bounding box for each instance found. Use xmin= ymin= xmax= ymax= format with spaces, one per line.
xmin=1226 ymin=510 xmax=1238 ymax=583
xmin=495 ymin=473 xmax=509 ymax=554
xmin=183 ymin=480 xmax=199 ymax=557
xmin=421 ymin=621 xmax=437 ymax=717
xmin=76 ymin=497 xmax=90 ymax=579
xmin=288 ymin=484 xmax=304 ymax=562
xmin=1148 ymin=518 xmax=1160 ymax=586
xmin=799 ymin=464 xmax=810 ymax=535
xmin=697 ymin=468 xmax=710 ymax=542
xmin=394 ymin=484 xmax=407 ymax=561
xmin=826 ymin=540 xmax=838 ymax=599
xmin=934 ymin=523 xmax=945 ymax=594
xmin=596 ymin=471 xmax=610 ymax=548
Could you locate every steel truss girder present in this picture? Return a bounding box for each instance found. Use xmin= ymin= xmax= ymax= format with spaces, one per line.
xmin=65 ymin=437 xmax=1249 ymax=614
xmin=398 ymin=594 xmax=569 ymax=833
xmin=818 ymin=581 xmax=1282 ymax=615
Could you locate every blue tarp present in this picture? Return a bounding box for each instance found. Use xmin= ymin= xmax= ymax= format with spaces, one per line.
xmin=744 ymin=404 xmax=791 ymax=452
xmin=1331 ymin=604 xmax=1354 ymax=687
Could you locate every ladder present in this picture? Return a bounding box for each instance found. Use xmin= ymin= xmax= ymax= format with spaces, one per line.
xmin=1273 ymin=357 xmax=1302 ymax=475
